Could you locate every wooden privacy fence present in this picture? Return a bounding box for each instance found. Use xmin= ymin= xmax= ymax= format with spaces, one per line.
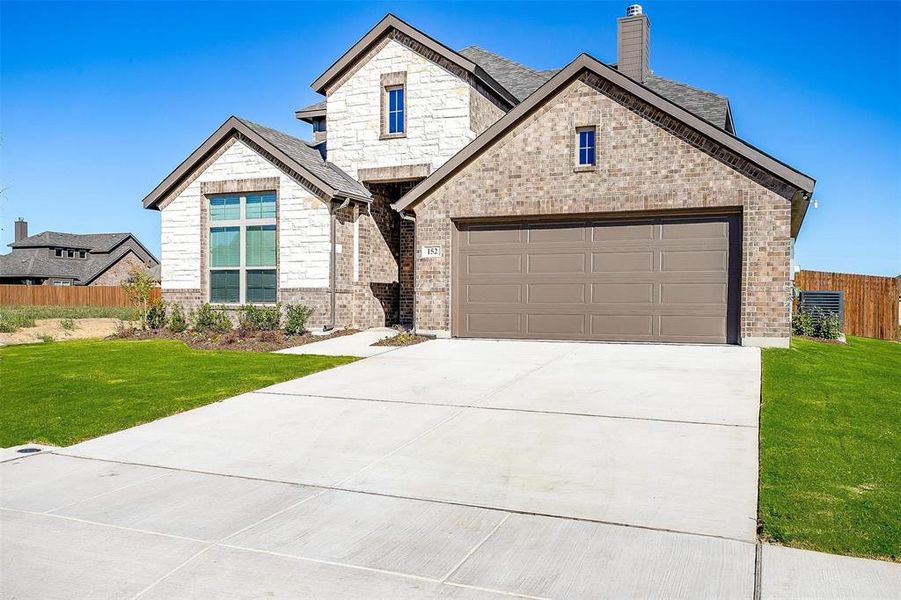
xmin=796 ymin=271 xmax=899 ymax=340
xmin=0 ymin=285 xmax=160 ymax=307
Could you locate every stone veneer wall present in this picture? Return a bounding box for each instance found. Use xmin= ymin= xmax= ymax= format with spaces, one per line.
xmin=412 ymin=77 xmax=793 ymax=344
xmin=326 ymin=39 xmax=485 ymax=181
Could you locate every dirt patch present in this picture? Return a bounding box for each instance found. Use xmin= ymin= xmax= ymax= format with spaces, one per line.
xmin=372 ymin=332 xmax=432 ymax=347
xmin=0 ymin=318 xmax=127 ymax=346
xmin=121 ymin=327 xmax=360 ymax=352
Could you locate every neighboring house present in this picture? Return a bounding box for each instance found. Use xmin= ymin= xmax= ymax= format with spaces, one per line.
xmin=144 ymin=6 xmax=815 ymax=347
xmin=0 ymin=219 xmax=159 ymax=286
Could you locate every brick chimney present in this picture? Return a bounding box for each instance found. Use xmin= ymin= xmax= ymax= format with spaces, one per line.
xmin=14 ymin=218 xmax=28 ymax=242
xmin=617 ymin=4 xmax=650 ymax=83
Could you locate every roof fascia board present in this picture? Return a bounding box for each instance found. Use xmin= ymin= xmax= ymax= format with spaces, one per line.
xmin=395 ymin=53 xmax=814 ymax=212
xmin=142 ymin=117 xmax=368 ymax=210
xmin=294 ymin=106 xmax=327 ymax=122
xmin=310 ymin=14 xmax=517 ymax=107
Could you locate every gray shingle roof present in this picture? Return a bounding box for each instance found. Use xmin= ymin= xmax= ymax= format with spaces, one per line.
xmin=642 ymin=75 xmax=731 ymax=130
xmin=2 ymin=231 xmax=158 ymax=283
xmin=237 ymin=117 xmax=370 ymax=200
xmin=459 ymin=46 xmax=553 ymax=102
xmin=295 ymin=100 xmax=326 ymax=115
xmin=441 ymin=46 xmax=733 ymax=131
xmin=10 ymin=232 xmax=130 ymax=251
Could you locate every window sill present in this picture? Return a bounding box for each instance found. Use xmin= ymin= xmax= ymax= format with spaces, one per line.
xmin=379 ymin=132 xmax=407 ymax=140
xmin=573 ymin=165 xmax=597 ymax=173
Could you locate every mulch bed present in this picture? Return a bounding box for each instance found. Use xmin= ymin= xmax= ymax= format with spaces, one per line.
xmin=117 ymin=327 xmax=360 ymax=352
xmin=793 ymin=335 xmax=846 ymax=345
xmin=371 ymin=332 xmax=432 ymax=347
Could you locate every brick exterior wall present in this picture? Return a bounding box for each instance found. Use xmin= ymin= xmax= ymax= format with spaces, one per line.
xmin=90 ymin=251 xmax=153 ymax=286
xmin=411 ymin=78 xmax=793 ymax=345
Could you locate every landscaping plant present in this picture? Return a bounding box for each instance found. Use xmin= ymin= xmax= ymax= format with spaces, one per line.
xmin=191 ymin=303 xmax=232 ymax=333
xmin=168 ymin=303 xmax=187 ymax=333
xmin=59 ymin=318 xmax=79 ymax=331
xmin=238 ymin=303 xmax=281 ymax=331
xmin=146 ymin=299 xmax=168 ymax=330
xmin=122 ymin=268 xmax=157 ymax=329
xmin=284 ymin=303 xmax=313 ymax=335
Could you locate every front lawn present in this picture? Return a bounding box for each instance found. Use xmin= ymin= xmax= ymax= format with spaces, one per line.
xmin=760 ymin=336 xmax=901 ymax=561
xmin=0 ymin=339 xmax=356 ymax=447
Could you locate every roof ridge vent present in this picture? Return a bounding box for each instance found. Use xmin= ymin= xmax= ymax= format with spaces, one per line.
xmin=626 ymin=4 xmax=643 ymax=16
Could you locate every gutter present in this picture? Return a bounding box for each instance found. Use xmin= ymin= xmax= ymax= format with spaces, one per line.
xmin=399 ymin=212 xmax=416 ymax=331
xmin=326 ymin=197 xmax=352 ymax=331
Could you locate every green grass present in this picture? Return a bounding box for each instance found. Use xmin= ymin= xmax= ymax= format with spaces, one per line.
xmin=0 ymin=305 xmax=139 ymax=332
xmin=0 ymin=339 xmax=356 ymax=447
xmin=760 ymin=336 xmax=901 ymax=561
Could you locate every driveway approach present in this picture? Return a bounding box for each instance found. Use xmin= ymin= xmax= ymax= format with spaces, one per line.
xmin=3 ymin=340 xmax=764 ymax=599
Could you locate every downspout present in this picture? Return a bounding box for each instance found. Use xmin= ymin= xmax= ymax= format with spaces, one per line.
xmin=399 ymin=212 xmax=416 ymax=332
xmin=326 ymin=197 xmax=351 ymax=331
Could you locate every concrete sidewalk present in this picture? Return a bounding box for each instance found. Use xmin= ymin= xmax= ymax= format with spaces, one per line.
xmin=274 ymin=327 xmax=398 ymax=357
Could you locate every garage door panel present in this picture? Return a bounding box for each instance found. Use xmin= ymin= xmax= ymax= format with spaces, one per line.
xmin=528 ymin=225 xmax=586 ymax=244
xmin=591 ymin=252 xmax=654 ymax=273
xmin=592 ymin=223 xmax=654 ymax=241
xmin=465 ymin=227 xmax=523 ymax=245
xmin=527 ymin=283 xmax=586 ymax=304
xmin=467 ymin=254 xmax=522 ymax=274
xmin=661 ymin=282 xmax=727 ymax=304
xmin=527 ymin=314 xmax=586 ymax=336
xmin=590 ymin=314 xmax=655 ymax=336
xmin=455 ymin=215 xmax=739 ymax=344
xmin=466 ymin=313 xmax=522 ymax=335
xmin=527 ymin=253 xmax=586 ymax=274
xmin=661 ymin=250 xmax=727 ymax=272
xmin=466 ymin=284 xmax=522 ymax=304
xmin=660 ymin=315 xmax=727 ymax=338
xmin=661 ymin=221 xmax=727 ymax=239
xmin=590 ymin=283 xmax=654 ymax=304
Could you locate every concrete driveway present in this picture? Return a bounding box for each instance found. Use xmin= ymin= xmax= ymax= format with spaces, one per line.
xmin=3 ymin=339 xmax=765 ymax=599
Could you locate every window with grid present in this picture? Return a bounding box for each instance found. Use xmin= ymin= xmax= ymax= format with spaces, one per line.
xmin=577 ymin=127 xmax=596 ymax=166
xmin=387 ymin=86 xmax=405 ymax=134
xmin=208 ymin=192 xmax=277 ymax=304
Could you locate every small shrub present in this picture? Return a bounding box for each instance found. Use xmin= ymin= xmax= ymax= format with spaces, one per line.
xmin=36 ymin=333 xmax=54 ymax=343
xmin=59 ymin=318 xmax=79 ymax=331
xmin=192 ymin=303 xmax=232 ymax=333
xmin=284 ymin=304 xmax=313 ymax=335
xmin=238 ymin=303 xmax=281 ymax=332
xmin=122 ymin=268 xmax=157 ymax=329
xmin=792 ymin=309 xmax=815 ymax=337
xmin=146 ymin=299 xmax=167 ymax=330
xmin=168 ymin=304 xmax=188 ymax=333
xmin=115 ymin=321 xmax=136 ymax=338
xmin=816 ymin=311 xmax=842 ymax=340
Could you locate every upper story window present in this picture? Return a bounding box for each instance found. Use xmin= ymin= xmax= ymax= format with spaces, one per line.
xmin=387 ymin=86 xmax=405 ymax=134
xmin=311 ymin=117 xmax=326 ymax=133
xmin=380 ymin=72 xmax=407 ymax=139
xmin=208 ymin=192 xmax=277 ymax=304
xmin=53 ymin=248 xmax=87 ymax=259
xmin=577 ymin=127 xmax=596 ymax=167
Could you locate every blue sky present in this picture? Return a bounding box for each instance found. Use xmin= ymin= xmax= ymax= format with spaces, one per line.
xmin=1 ymin=1 xmax=899 ymax=276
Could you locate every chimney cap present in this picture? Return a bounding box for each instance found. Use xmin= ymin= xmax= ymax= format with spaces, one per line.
xmin=626 ymin=4 xmax=643 ymax=17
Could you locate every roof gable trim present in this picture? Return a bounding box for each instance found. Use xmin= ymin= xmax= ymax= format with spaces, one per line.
xmin=142 ymin=117 xmax=367 ymax=210
xmin=311 ymin=14 xmax=518 ymax=108
xmin=394 ymin=53 xmax=815 ymax=214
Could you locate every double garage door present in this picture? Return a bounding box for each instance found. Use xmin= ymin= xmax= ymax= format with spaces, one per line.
xmin=453 ymin=214 xmax=741 ymax=344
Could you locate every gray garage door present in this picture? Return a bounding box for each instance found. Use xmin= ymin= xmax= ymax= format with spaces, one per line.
xmin=453 ymin=215 xmax=741 ymax=344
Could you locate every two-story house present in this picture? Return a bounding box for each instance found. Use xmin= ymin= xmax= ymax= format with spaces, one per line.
xmin=143 ymin=7 xmax=814 ymax=347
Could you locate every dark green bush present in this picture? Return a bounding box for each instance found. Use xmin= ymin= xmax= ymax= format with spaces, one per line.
xmin=146 ymin=299 xmax=167 ymax=330
xmin=238 ymin=304 xmax=282 ymax=331
xmin=816 ymin=310 xmax=842 ymax=340
xmin=284 ymin=304 xmax=313 ymax=335
xmin=191 ymin=303 xmax=232 ymax=333
xmin=168 ymin=304 xmax=187 ymax=333
xmin=792 ymin=309 xmax=815 ymax=337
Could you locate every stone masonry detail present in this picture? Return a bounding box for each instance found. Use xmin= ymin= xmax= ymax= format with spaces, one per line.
xmin=412 ymin=78 xmax=793 ymax=342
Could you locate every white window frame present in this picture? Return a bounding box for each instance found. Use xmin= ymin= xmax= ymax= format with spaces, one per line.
xmin=386 ymin=85 xmax=405 ymax=135
xmin=207 ymin=193 xmax=277 ymax=305
xmin=576 ymin=126 xmax=597 ymax=167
